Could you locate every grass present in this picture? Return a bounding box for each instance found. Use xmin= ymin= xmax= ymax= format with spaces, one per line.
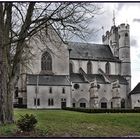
xmin=0 ymin=109 xmax=140 ymax=137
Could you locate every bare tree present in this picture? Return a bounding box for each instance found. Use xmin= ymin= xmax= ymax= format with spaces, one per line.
xmin=0 ymin=2 xmax=100 ymax=124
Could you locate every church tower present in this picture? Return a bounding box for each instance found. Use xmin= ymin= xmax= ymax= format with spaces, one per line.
xmin=118 ymin=23 xmax=131 ymax=93
xmin=102 ymin=26 xmax=119 ymax=58
xmin=102 ymin=11 xmax=119 ymax=58
xmin=109 ymin=26 xmax=119 ymax=57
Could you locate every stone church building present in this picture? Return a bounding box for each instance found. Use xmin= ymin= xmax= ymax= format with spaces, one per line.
xmin=14 ymin=23 xmax=132 ymax=109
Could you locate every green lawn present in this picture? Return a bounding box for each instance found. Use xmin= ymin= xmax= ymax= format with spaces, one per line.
xmin=0 ymin=109 xmax=140 ymax=137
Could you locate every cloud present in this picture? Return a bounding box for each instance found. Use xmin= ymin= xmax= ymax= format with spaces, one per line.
xmin=117 ymin=3 xmax=126 ymax=11
xmin=137 ymin=53 xmax=140 ymax=59
xmin=133 ymin=18 xmax=140 ymax=22
xmin=130 ymin=38 xmax=137 ymax=47
xmin=117 ymin=3 xmax=140 ymax=11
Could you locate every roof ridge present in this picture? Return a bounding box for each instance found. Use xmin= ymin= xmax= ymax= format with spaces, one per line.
xmin=67 ymin=41 xmax=108 ymax=46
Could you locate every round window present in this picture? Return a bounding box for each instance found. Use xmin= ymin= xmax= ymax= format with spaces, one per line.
xmin=74 ymin=84 xmax=80 ymax=89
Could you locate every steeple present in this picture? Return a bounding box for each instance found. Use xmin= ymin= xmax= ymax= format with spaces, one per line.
xmin=113 ymin=10 xmax=116 ymax=26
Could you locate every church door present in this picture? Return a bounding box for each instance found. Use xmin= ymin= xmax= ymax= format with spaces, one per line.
xmin=61 ymin=102 xmax=66 ymax=108
xmin=101 ymin=102 xmax=107 ymax=108
xmin=18 ymin=98 xmax=23 ymax=105
xmin=80 ymin=103 xmax=86 ymax=108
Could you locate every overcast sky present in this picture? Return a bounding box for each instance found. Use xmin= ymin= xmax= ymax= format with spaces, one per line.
xmin=86 ymin=2 xmax=140 ymax=89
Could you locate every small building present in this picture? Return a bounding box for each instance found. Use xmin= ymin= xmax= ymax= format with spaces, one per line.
xmin=26 ymin=74 xmax=71 ymax=109
xmin=129 ymin=83 xmax=140 ymax=109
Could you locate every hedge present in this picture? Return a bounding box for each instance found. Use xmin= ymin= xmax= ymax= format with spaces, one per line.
xmin=14 ymin=104 xmax=27 ymax=108
xmin=63 ymin=107 xmax=140 ymax=113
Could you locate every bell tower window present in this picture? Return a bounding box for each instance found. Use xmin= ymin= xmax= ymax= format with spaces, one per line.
xmin=125 ymin=33 xmax=128 ymax=37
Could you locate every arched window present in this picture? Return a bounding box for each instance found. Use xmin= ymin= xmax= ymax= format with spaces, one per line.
xmin=111 ymin=101 xmax=113 ymax=108
xmin=121 ymin=99 xmax=125 ymax=108
xmin=125 ymin=33 xmax=128 ymax=37
xmin=70 ymin=63 xmax=73 ymax=73
xmin=62 ymin=87 xmax=65 ymax=94
xmin=49 ymin=87 xmax=52 ymax=94
xmin=105 ymin=62 xmax=110 ymax=74
xmin=87 ymin=61 xmax=92 ymax=74
xmin=41 ymin=52 xmax=52 ymax=71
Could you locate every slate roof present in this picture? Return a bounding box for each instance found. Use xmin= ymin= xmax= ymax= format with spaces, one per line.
xmin=27 ymin=74 xmax=128 ymax=86
xmin=85 ymin=74 xmax=106 ymax=84
xmin=27 ymin=74 xmax=71 ymax=86
xmin=70 ymin=73 xmax=88 ymax=83
xmin=129 ymin=83 xmax=140 ymax=95
xmin=85 ymin=74 xmax=127 ymax=85
xmin=68 ymin=42 xmax=121 ymax=62
xmin=107 ymin=75 xmax=128 ymax=85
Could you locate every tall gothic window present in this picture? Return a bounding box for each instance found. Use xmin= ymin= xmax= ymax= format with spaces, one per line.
xmin=70 ymin=63 xmax=73 ymax=73
xmin=87 ymin=61 xmax=92 ymax=74
xmin=41 ymin=52 xmax=52 ymax=71
xmin=105 ymin=62 xmax=110 ymax=74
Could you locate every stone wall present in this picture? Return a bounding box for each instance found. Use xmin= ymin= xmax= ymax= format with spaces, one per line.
xmin=131 ymin=94 xmax=140 ymax=109
xmin=27 ymin=85 xmax=71 ymax=109
xmin=71 ymin=60 xmax=121 ymax=75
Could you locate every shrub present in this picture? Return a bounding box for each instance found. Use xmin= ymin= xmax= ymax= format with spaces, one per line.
xmin=63 ymin=107 xmax=140 ymax=113
xmin=17 ymin=114 xmax=37 ymax=132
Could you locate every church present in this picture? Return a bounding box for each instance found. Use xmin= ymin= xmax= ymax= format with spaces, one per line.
xmin=14 ymin=23 xmax=132 ymax=109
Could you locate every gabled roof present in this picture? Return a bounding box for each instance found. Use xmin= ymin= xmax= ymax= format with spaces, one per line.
xmin=129 ymin=83 xmax=140 ymax=95
xmin=27 ymin=74 xmax=71 ymax=86
xmin=68 ymin=42 xmax=121 ymax=62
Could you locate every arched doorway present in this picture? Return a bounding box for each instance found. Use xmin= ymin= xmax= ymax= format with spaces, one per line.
xmin=78 ymin=98 xmax=88 ymax=108
xmin=121 ymin=99 xmax=125 ymax=108
xmin=100 ymin=97 xmax=108 ymax=109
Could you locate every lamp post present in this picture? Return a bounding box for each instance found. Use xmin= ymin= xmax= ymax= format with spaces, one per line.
xmin=68 ymin=47 xmax=72 ymax=107
xmin=68 ymin=47 xmax=72 ymax=76
xmin=35 ymin=74 xmax=39 ymax=109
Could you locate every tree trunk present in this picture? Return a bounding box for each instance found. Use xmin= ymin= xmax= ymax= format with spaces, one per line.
xmin=6 ymin=82 xmax=14 ymax=123
xmin=0 ymin=8 xmax=6 ymax=123
xmin=0 ymin=32 xmax=9 ymax=124
xmin=0 ymin=36 xmax=14 ymax=124
xmin=0 ymin=3 xmax=13 ymax=124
